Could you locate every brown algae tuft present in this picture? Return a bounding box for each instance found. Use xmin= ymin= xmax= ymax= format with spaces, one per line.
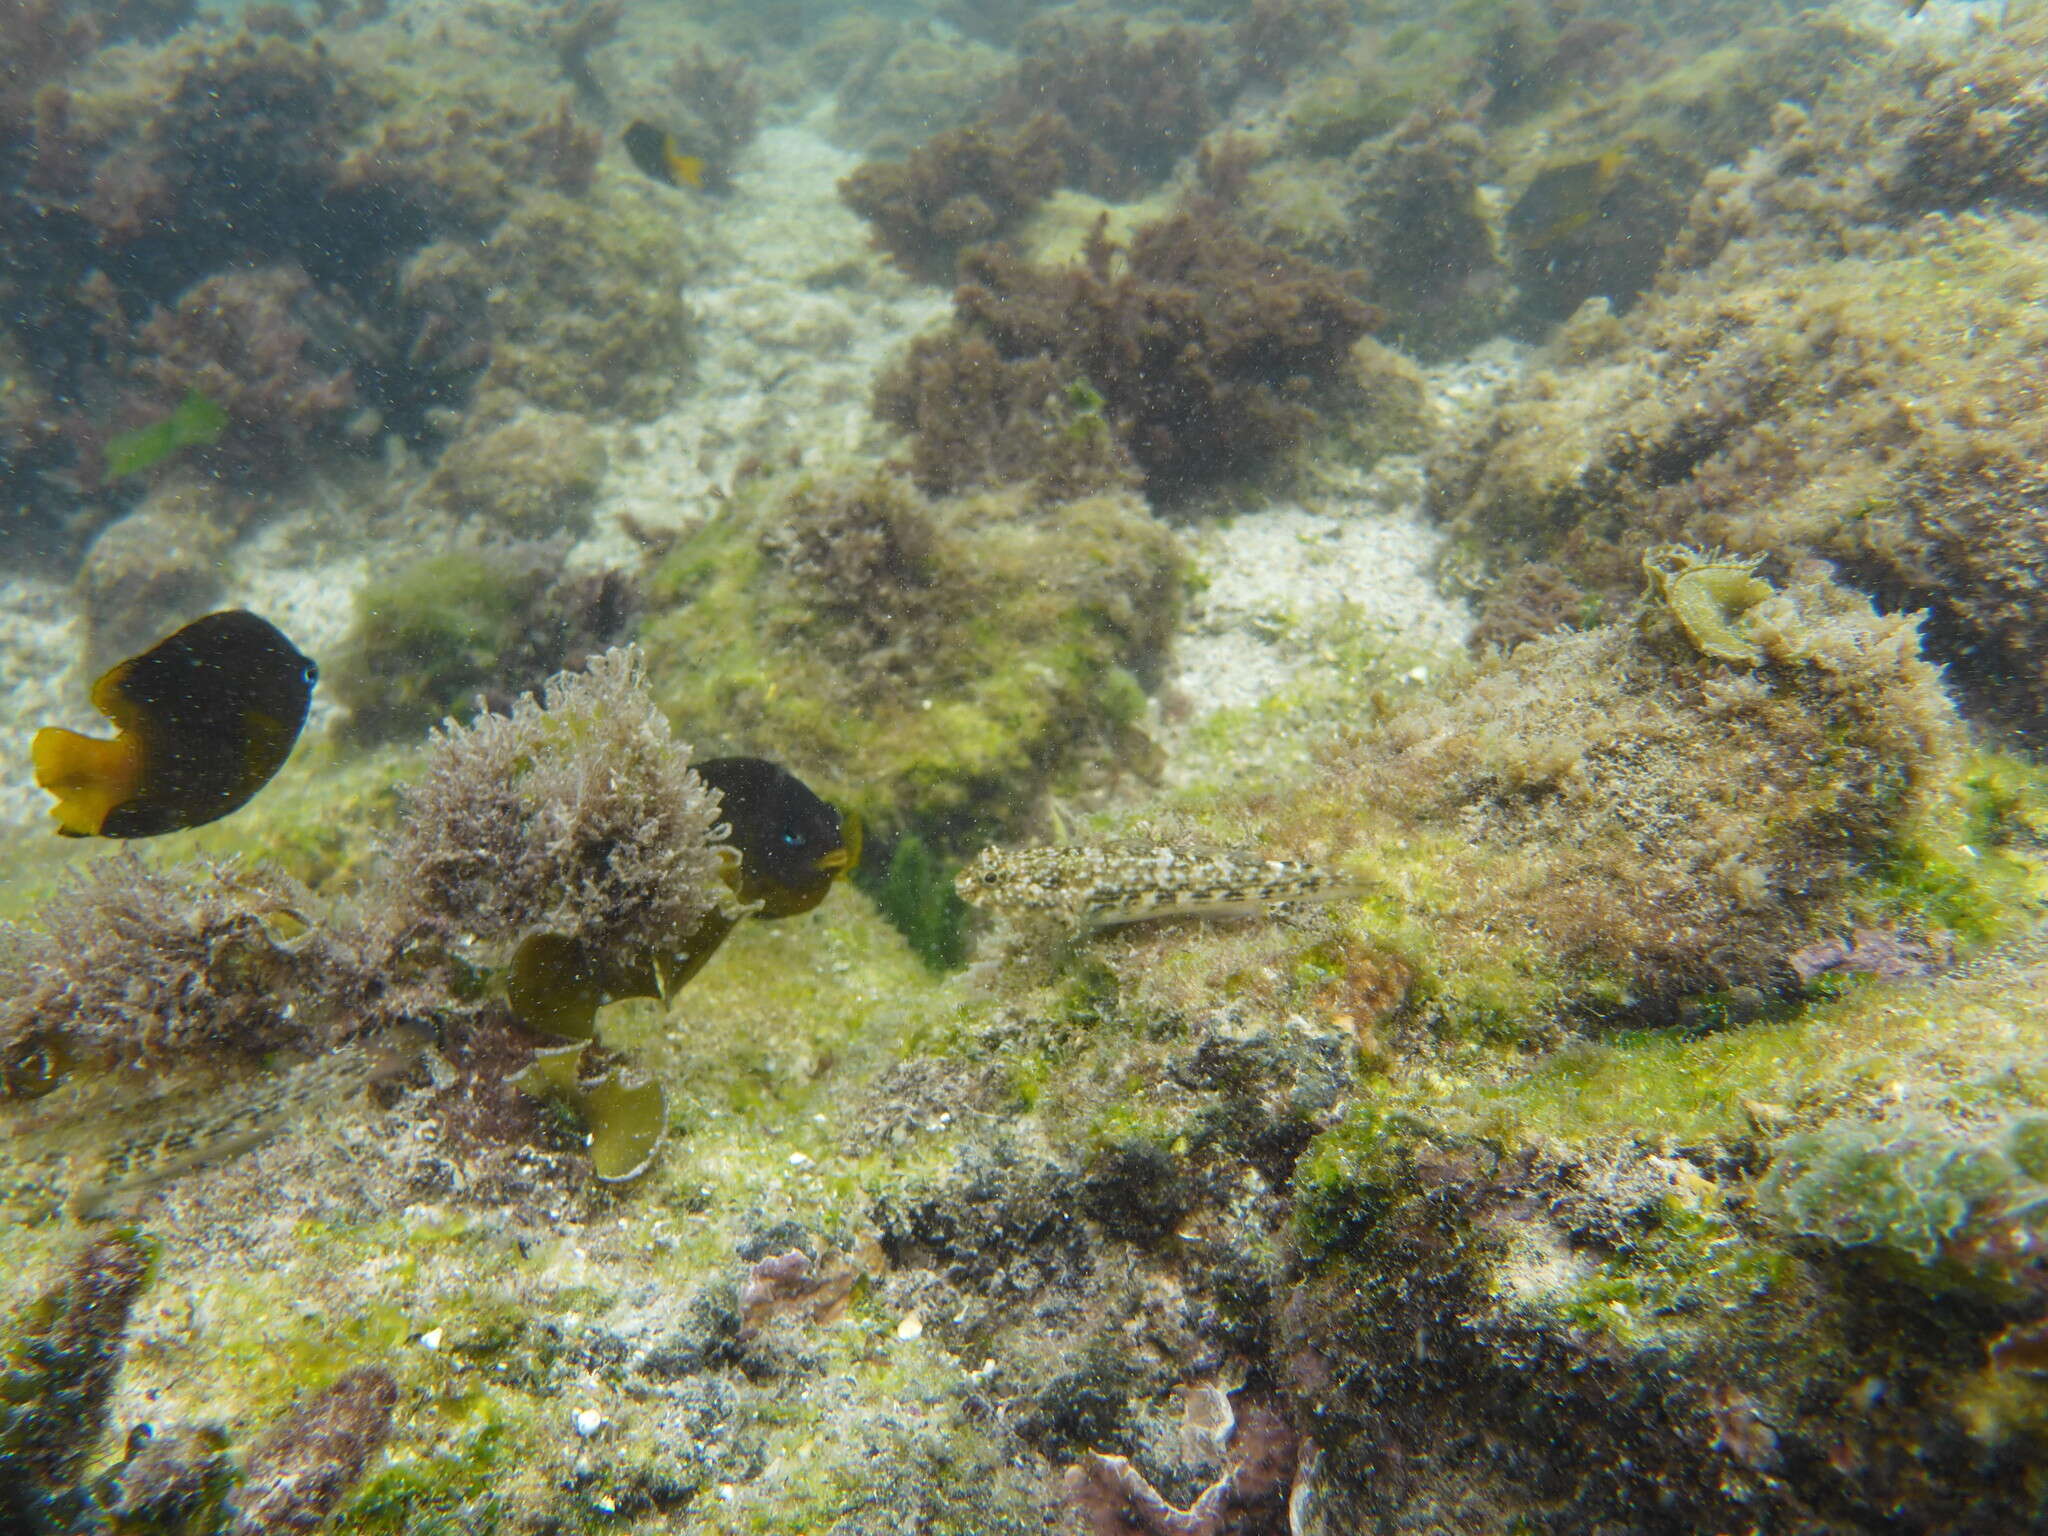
xmin=388 ymin=645 xmax=734 ymax=967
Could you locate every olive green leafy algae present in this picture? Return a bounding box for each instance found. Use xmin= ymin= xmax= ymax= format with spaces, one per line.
xmin=1642 ymin=544 xmax=1774 ymax=666
xmin=103 ymin=391 xmax=228 ymax=483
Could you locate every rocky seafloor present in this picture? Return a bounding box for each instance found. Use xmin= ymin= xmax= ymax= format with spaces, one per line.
xmin=4 ymin=0 xmax=2048 ymax=1533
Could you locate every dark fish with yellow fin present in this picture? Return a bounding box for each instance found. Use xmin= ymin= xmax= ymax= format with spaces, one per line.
xmin=696 ymin=755 xmax=862 ymax=916
xmin=1507 ymin=148 xmax=1628 ymax=250
xmin=623 ymin=120 xmax=708 ymax=190
xmin=507 ymin=756 xmax=860 ymax=1038
xmin=32 ymin=610 xmax=317 ymax=838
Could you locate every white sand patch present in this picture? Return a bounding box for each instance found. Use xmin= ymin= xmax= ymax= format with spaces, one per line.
xmin=580 ymin=107 xmax=950 ymax=572
xmin=0 ymin=575 xmax=86 ymax=833
xmin=1164 ymin=342 xmax=1535 ymax=727
xmin=1176 ymin=459 xmax=1463 ymax=715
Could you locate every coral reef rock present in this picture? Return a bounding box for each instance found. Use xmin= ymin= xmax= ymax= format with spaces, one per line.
xmin=1429 ymin=14 xmax=2048 ymax=730
xmin=641 ymin=470 xmax=1180 ymax=843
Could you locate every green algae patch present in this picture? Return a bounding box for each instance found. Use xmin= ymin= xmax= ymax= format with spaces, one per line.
xmin=1863 ymin=749 xmax=2048 ymax=947
xmin=1764 ymin=1115 xmax=2048 ymax=1278
xmin=103 ymin=390 xmax=228 ymax=482
xmin=1489 ymin=1178 xmax=1797 ymax=1353
xmin=1392 ymin=902 xmax=2048 ymax=1155
xmin=641 ymin=473 xmax=1180 ymax=847
xmin=1291 ymin=1100 xmax=1413 ymax=1262
xmin=331 ymin=552 xmax=550 ymax=744
xmin=1462 ymin=1027 xmax=1788 ymax=1146
xmin=617 ymin=893 xmax=943 ymax=1123
xmin=341 ymin=1387 xmax=514 ymax=1536
xmin=855 ymin=831 xmax=971 ymax=971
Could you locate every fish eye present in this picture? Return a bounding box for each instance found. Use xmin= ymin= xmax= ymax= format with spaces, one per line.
xmin=781 ymin=830 xmax=806 ymax=847
xmin=979 ymin=871 xmax=998 ymax=884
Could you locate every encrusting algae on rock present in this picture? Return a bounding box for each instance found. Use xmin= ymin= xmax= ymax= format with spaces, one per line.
xmin=11 ymin=3 xmax=2048 ymax=1532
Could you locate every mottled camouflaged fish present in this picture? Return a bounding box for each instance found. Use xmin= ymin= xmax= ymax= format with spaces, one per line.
xmin=955 ymin=843 xmax=1363 ymax=929
xmin=0 ymin=1048 xmax=388 ymax=1222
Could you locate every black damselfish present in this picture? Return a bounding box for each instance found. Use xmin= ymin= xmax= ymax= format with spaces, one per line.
xmin=694 ymin=755 xmax=861 ymax=916
xmin=506 ymin=756 xmax=860 ymax=1038
xmin=32 ymin=610 xmax=317 ymax=838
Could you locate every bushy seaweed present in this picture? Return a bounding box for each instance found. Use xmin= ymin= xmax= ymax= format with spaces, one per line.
xmin=386 ymin=646 xmax=733 ymax=961
xmin=0 ymin=856 xmax=324 ymax=1092
xmin=879 ymin=207 xmax=1378 ymax=502
xmin=837 ymin=114 xmax=1070 ymax=283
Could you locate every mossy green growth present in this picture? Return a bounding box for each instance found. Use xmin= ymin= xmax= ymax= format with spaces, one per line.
xmin=1283 ymin=16 xmax=1486 ymax=155
xmin=329 ymin=551 xmax=547 ymax=743
xmin=456 ymin=183 xmax=697 ymax=419
xmin=341 ymin=1391 xmax=512 ymax=1536
xmin=639 ymin=475 xmax=1180 ymax=848
xmin=1291 ymin=1099 xmax=1412 ymax=1262
xmin=1865 ymin=750 xmax=2048 ymax=946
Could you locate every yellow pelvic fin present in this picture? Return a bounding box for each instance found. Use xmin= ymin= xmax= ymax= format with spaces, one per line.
xmin=32 ymin=726 xmax=142 ymax=837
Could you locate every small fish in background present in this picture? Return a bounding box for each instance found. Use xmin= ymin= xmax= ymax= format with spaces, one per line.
xmin=1507 ymin=148 xmax=1628 ymax=250
xmin=956 ymin=842 xmax=1362 ymax=930
xmin=102 ymin=389 xmax=228 ymax=482
xmin=623 ymin=120 xmax=709 ymax=190
xmin=32 ymin=610 xmax=318 ymax=838
xmin=507 ymin=755 xmax=860 ymax=1037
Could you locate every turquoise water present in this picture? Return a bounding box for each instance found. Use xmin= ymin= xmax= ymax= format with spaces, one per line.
xmin=3 ymin=1 xmax=2046 ymax=1532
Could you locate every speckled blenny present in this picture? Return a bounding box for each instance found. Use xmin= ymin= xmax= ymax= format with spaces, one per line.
xmin=955 ymin=843 xmax=1362 ymax=929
